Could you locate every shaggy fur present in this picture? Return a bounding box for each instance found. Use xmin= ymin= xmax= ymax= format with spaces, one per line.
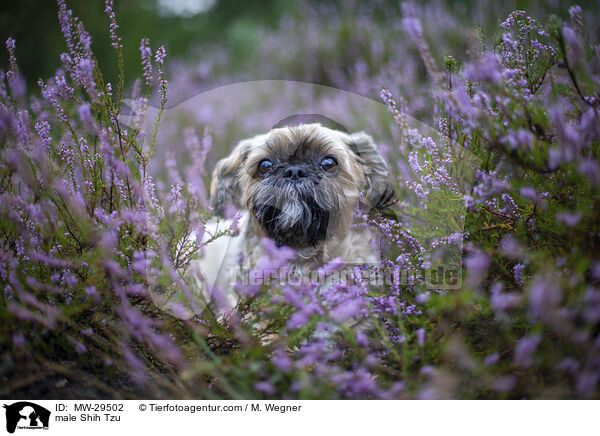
xmin=190 ymin=123 xmax=394 ymax=307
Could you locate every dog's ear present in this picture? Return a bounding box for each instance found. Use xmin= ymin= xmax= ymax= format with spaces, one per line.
xmin=210 ymin=138 xmax=254 ymax=216
xmin=346 ymin=132 xmax=397 ymax=213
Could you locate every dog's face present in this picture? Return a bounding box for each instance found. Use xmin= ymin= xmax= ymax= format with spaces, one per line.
xmin=210 ymin=123 xmax=393 ymax=249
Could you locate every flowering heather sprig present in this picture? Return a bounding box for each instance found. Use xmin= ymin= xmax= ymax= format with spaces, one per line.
xmin=5 ymin=38 xmax=18 ymax=90
xmin=155 ymin=45 xmax=166 ymax=65
xmin=139 ymin=38 xmax=153 ymax=87
xmin=380 ymin=87 xmax=404 ymax=127
xmin=57 ymin=0 xmax=74 ymax=54
xmin=104 ymin=0 xmax=122 ymax=50
xmin=513 ymin=263 xmax=525 ymax=284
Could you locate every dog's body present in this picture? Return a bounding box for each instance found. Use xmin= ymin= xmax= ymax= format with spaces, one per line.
xmin=189 ymin=123 xmax=394 ymax=308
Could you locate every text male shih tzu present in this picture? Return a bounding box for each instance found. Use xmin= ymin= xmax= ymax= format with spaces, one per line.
xmin=189 ymin=122 xmax=395 ymax=309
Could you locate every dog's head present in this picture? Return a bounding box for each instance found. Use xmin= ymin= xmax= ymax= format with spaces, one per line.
xmin=210 ymin=123 xmax=394 ymax=248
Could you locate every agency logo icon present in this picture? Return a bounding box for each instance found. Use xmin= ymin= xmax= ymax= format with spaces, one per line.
xmin=3 ymin=402 xmax=50 ymax=434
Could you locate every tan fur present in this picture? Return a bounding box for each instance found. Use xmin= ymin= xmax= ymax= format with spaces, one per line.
xmin=190 ymin=124 xmax=392 ymax=308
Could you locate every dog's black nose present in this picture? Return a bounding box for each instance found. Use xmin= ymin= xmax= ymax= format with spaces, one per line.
xmin=283 ymin=166 xmax=307 ymax=180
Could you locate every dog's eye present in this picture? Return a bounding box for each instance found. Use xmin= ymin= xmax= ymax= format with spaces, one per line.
xmin=320 ymin=156 xmax=338 ymax=172
xmin=258 ymin=159 xmax=273 ymax=175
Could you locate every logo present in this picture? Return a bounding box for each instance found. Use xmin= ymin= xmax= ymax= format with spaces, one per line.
xmin=3 ymin=402 xmax=50 ymax=434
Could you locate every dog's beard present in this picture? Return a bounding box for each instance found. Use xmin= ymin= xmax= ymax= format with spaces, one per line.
xmin=251 ymin=179 xmax=332 ymax=248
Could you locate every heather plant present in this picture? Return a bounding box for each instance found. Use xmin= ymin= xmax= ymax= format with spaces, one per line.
xmin=1 ymin=1 xmax=599 ymax=400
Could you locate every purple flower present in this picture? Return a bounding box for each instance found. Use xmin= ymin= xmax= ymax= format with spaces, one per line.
xmin=12 ymin=333 xmax=25 ymax=348
xmin=555 ymin=211 xmax=582 ymax=227
xmin=77 ymin=103 xmax=92 ymax=125
xmin=492 ymin=375 xmax=517 ymax=392
xmin=579 ymin=159 xmax=600 ymax=186
xmin=402 ymin=17 xmax=422 ymax=41
xmin=416 ymin=328 xmax=425 ymax=346
xmin=513 ymin=263 xmax=525 ymax=284
xmin=483 ymin=352 xmax=499 ymax=367
xmin=155 ymin=45 xmax=166 ymax=65
xmin=562 ymin=26 xmax=583 ymax=65
xmin=271 ymin=351 xmax=293 ymax=372
xmin=73 ymin=340 xmax=87 ymax=354
xmin=287 ymin=310 xmax=311 ymax=330
xmin=499 ymin=235 xmax=525 ymax=259
xmin=555 ymin=357 xmax=579 ymax=374
xmin=514 ymin=333 xmax=541 ymax=367
xmin=463 ymin=54 xmax=503 ymax=84
xmin=6 ymin=37 xmax=15 ymax=52
xmin=5 ymin=37 xmax=19 ymax=90
xmin=577 ymin=372 xmax=599 ymax=398
xmin=356 ymin=331 xmax=369 ymax=347
xmin=519 ymin=186 xmax=537 ymax=202
xmin=34 ymin=120 xmax=51 ymax=150
xmin=569 ymin=5 xmax=582 ymax=19
xmin=330 ymin=298 xmax=365 ymax=323
xmin=528 ymin=277 xmax=562 ymax=318
xmin=582 ymin=287 xmax=600 ymax=323
xmin=104 ymin=0 xmax=121 ymax=49
xmin=139 ymin=38 xmax=153 ymax=86
xmin=491 ymin=282 xmax=522 ymax=312
xmin=506 ymin=129 xmax=534 ymax=150
xmin=254 ymin=381 xmax=275 ymax=395
xmin=465 ymin=249 xmax=490 ymax=288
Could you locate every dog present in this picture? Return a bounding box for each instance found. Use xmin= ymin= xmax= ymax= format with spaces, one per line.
xmin=188 ymin=122 xmax=396 ymax=311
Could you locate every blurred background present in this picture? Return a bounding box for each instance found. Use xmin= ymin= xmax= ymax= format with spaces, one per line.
xmin=2 ymin=0 xmax=598 ymax=115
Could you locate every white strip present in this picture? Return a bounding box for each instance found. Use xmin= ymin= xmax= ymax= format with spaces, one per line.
xmin=1 ymin=400 xmax=597 ymax=435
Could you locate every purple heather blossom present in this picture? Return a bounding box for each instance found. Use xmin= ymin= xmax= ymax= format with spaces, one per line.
xmin=514 ymin=333 xmax=541 ymax=368
xmin=562 ymin=26 xmax=584 ymax=66
xmin=254 ymin=381 xmax=275 ymax=395
xmin=72 ymin=339 xmax=87 ymax=354
xmin=139 ymin=38 xmax=153 ymax=86
xmin=519 ymin=186 xmax=537 ymax=202
xmin=483 ymin=352 xmax=500 ymax=367
xmin=569 ymin=5 xmax=582 ymax=19
xmin=104 ymin=0 xmax=121 ymax=49
xmin=34 ymin=120 xmax=51 ymax=150
xmin=578 ymin=158 xmax=600 ymax=185
xmin=500 ymin=235 xmax=525 ymax=259
xmin=528 ymin=277 xmax=562 ymax=318
xmin=77 ymin=103 xmax=92 ymax=125
xmin=356 ymin=331 xmax=369 ymax=348
xmin=555 ymin=211 xmax=582 ymax=227
xmin=12 ymin=333 xmax=25 ymax=348
xmin=402 ymin=17 xmax=422 ymax=41
xmin=5 ymin=37 xmax=20 ymax=93
xmin=556 ymin=357 xmax=579 ymax=374
xmin=463 ymin=54 xmax=503 ymax=84
xmin=490 ymin=282 xmax=522 ymax=312
xmin=513 ymin=263 xmax=525 ymax=284
xmin=465 ymin=249 xmax=490 ymax=288
xmin=506 ymin=129 xmax=534 ymax=150
xmin=57 ymin=0 xmax=75 ymax=54
xmin=330 ymin=298 xmax=365 ymax=323
xmin=287 ymin=310 xmax=311 ymax=330
xmin=492 ymin=375 xmax=517 ymax=392
xmin=416 ymin=328 xmax=425 ymax=346
xmin=155 ymin=45 xmax=166 ymax=65
xmin=577 ymin=372 xmax=599 ymax=398
xmin=582 ymin=287 xmax=600 ymax=323
xmin=6 ymin=37 xmax=16 ymax=52
xmin=271 ymin=351 xmax=293 ymax=372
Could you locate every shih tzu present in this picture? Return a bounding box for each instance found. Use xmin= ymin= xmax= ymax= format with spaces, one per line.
xmin=188 ymin=121 xmax=395 ymax=309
